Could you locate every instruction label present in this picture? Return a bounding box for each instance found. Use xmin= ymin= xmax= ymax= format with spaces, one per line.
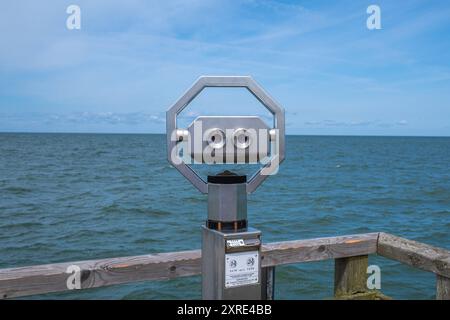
xmin=226 ymin=239 xmax=245 ymax=248
xmin=225 ymin=251 xmax=259 ymax=288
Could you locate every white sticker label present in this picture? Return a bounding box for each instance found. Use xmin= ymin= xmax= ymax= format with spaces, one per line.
xmin=225 ymin=251 xmax=259 ymax=288
xmin=226 ymin=239 xmax=245 ymax=248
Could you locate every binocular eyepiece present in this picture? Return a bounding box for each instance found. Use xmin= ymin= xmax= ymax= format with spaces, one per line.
xmin=178 ymin=115 xmax=274 ymax=164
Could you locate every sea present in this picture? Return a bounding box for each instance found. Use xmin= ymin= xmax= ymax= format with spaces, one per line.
xmin=0 ymin=133 xmax=449 ymax=299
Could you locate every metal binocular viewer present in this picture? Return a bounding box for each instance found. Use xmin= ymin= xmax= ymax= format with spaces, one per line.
xmin=166 ymin=76 xmax=285 ymax=299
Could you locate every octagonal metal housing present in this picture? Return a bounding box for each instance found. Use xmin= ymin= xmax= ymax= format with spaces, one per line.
xmin=166 ymin=76 xmax=285 ymax=194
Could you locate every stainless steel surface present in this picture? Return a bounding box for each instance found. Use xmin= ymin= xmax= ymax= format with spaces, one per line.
xmin=175 ymin=129 xmax=189 ymax=142
xmin=166 ymin=75 xmax=285 ymax=194
xmin=269 ymin=128 xmax=277 ymax=141
xmin=207 ymin=183 xmax=247 ymax=222
xmin=187 ymin=116 xmax=270 ymax=164
xmin=202 ymin=226 xmax=262 ymax=300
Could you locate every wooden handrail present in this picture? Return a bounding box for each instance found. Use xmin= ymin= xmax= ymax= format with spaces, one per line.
xmin=0 ymin=232 xmax=448 ymax=299
xmin=0 ymin=233 xmax=378 ymax=299
xmin=377 ymin=232 xmax=450 ymax=278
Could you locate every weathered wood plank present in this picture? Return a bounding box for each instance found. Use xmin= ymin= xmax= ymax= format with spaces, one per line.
xmin=333 ymin=291 xmax=391 ymax=300
xmin=0 ymin=249 xmax=201 ymax=299
xmin=377 ymin=232 xmax=450 ymax=278
xmin=0 ymin=233 xmax=379 ymax=299
xmin=334 ymin=255 xmax=369 ymax=297
xmin=436 ymin=275 xmax=450 ymax=300
xmin=261 ymin=233 xmax=379 ymax=267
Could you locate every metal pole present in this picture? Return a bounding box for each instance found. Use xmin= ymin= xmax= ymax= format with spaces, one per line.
xmin=202 ymin=171 xmax=262 ymax=300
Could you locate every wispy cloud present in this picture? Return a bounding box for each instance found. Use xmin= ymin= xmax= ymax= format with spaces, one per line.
xmin=304 ymin=119 xmax=409 ymax=128
xmin=0 ymin=112 xmax=165 ymax=133
xmin=46 ymin=112 xmax=165 ymax=125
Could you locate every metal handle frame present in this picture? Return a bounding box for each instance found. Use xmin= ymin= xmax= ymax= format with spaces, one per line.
xmin=166 ymin=76 xmax=285 ymax=194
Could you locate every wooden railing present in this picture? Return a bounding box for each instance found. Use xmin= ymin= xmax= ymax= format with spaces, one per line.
xmin=0 ymin=232 xmax=448 ymax=299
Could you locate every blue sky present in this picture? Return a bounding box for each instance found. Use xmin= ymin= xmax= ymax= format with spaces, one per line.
xmin=0 ymin=0 xmax=449 ymax=135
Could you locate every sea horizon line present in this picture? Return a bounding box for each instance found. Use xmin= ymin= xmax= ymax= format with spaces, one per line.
xmin=1 ymin=131 xmax=449 ymax=138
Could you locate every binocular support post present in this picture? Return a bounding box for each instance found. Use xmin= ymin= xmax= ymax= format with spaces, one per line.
xmin=166 ymin=76 xmax=285 ymax=300
xmin=202 ymin=171 xmax=263 ymax=300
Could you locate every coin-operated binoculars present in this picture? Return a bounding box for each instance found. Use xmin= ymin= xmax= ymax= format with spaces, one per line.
xmin=166 ymin=76 xmax=285 ymax=299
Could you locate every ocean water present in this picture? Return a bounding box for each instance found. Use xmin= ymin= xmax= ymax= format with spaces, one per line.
xmin=0 ymin=133 xmax=449 ymax=299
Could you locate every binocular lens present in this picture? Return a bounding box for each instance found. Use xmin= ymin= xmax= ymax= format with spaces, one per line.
xmin=206 ymin=128 xmax=226 ymax=149
xmin=233 ymin=128 xmax=252 ymax=149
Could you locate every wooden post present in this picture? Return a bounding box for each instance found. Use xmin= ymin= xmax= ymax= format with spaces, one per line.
xmin=334 ymin=255 xmax=368 ymax=298
xmin=261 ymin=267 xmax=275 ymax=300
xmin=436 ymin=274 xmax=450 ymax=300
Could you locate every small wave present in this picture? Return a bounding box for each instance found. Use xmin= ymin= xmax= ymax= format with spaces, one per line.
xmin=424 ymin=187 xmax=449 ymax=197
xmin=1 ymin=221 xmax=44 ymax=229
xmin=94 ymin=150 xmax=108 ymax=156
xmin=364 ymin=197 xmax=410 ymax=206
xmin=308 ymin=215 xmax=336 ymax=226
xmin=133 ymin=238 xmax=160 ymax=245
xmin=430 ymin=210 xmax=450 ymax=217
xmin=101 ymin=203 xmax=121 ymax=213
xmin=184 ymin=196 xmax=203 ymax=204
xmin=3 ymin=186 xmax=33 ymax=194
xmin=145 ymin=209 xmax=170 ymax=217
